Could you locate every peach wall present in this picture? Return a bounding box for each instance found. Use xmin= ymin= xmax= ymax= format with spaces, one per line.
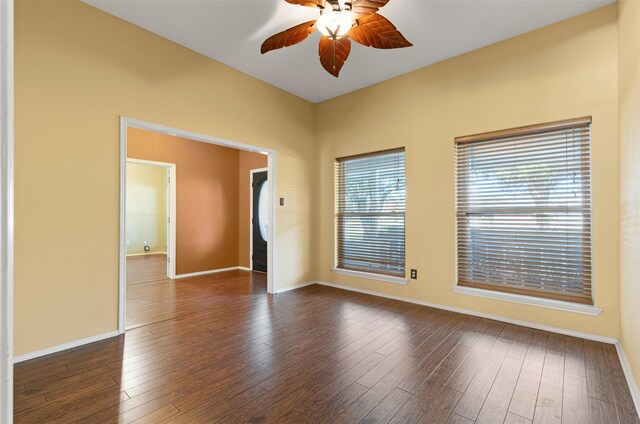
xmin=238 ymin=151 xmax=268 ymax=269
xmin=127 ymin=127 xmax=240 ymax=275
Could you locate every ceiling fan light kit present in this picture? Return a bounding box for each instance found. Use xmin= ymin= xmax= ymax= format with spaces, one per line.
xmin=316 ymin=9 xmax=353 ymax=39
xmin=261 ymin=0 xmax=412 ymax=78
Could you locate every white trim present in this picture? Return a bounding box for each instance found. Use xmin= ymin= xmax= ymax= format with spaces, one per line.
xmin=274 ymin=280 xmax=316 ymax=294
xmin=249 ymin=167 xmax=268 ymax=272
xmin=315 ymin=281 xmax=617 ymax=344
xmin=126 ymin=251 xmax=167 ymax=257
xmin=119 ymin=119 xmax=127 ymax=334
xmin=0 ymin=0 xmax=13 ymax=421
xmin=238 ymin=266 xmax=252 ymax=272
xmin=126 ymin=158 xmax=173 ymax=167
xmin=175 ymin=266 xmax=242 ymax=279
xmin=13 ymin=331 xmax=119 ymax=364
xmin=452 ymin=285 xmax=603 ymax=316
xmin=119 ymin=117 xmax=277 ymax=333
xmin=615 ymin=341 xmax=640 ymax=415
xmin=126 ymin=158 xmax=176 ymax=279
xmin=332 ymin=268 xmax=408 ymax=285
xmin=267 ymin=153 xmax=276 ymax=294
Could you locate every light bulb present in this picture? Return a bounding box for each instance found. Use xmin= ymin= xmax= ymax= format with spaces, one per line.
xmin=316 ymin=10 xmax=352 ymax=39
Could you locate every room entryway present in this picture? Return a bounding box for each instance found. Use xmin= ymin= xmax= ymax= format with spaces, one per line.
xmin=119 ymin=117 xmax=276 ymax=333
xmin=125 ymin=158 xmax=176 ymax=280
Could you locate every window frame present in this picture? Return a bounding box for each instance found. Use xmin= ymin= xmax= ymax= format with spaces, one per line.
xmin=334 ymin=148 xmax=407 ymax=283
xmin=454 ymin=117 xmax=599 ymax=312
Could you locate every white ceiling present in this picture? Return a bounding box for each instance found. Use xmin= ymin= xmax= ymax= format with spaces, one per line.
xmin=83 ymin=0 xmax=614 ymax=103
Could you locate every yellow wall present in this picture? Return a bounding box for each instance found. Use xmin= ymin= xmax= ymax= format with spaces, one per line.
xmin=618 ymin=0 xmax=640 ymax=387
xmin=125 ymin=163 xmax=167 ymax=255
xmin=14 ymin=0 xmax=625 ymax=359
xmin=14 ymin=0 xmax=317 ymax=355
xmin=316 ymin=5 xmax=620 ymax=338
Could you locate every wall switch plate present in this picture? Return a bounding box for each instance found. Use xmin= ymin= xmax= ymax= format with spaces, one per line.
xmin=410 ymin=269 xmax=417 ymax=279
xmin=280 ymin=198 xmax=285 ymax=206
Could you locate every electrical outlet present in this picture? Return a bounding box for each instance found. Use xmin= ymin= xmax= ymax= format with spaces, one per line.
xmin=280 ymin=197 xmax=285 ymax=206
xmin=410 ymin=269 xmax=418 ymax=279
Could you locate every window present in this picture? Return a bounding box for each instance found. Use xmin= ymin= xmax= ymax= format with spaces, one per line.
xmin=335 ymin=148 xmax=406 ymax=278
xmin=455 ymin=117 xmax=593 ymax=305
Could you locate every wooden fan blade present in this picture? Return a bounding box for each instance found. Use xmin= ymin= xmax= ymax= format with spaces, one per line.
xmin=261 ymin=20 xmax=317 ymax=54
xmin=319 ymin=36 xmax=351 ymax=77
xmin=349 ymin=0 xmax=390 ymax=16
xmin=349 ymin=13 xmax=412 ymax=49
xmin=285 ymin=0 xmax=326 ymax=8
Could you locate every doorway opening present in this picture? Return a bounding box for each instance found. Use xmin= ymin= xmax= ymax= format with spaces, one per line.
xmin=125 ymin=159 xmax=176 ymax=288
xmin=250 ymin=168 xmax=268 ymax=272
xmin=119 ymin=117 xmax=276 ymax=333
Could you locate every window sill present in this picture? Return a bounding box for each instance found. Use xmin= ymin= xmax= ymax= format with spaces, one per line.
xmin=452 ymin=285 xmax=602 ymax=316
xmin=332 ymin=268 xmax=408 ymax=285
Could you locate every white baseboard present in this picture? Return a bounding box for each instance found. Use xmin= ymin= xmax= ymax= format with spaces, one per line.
xmin=13 ymin=331 xmax=120 ymax=364
xmin=126 ymin=252 xmax=167 ymax=257
xmin=238 ymin=267 xmax=252 ymax=272
xmin=274 ymin=280 xmax=316 ymax=294
xmin=315 ymin=281 xmax=618 ymax=345
xmin=175 ymin=266 xmax=243 ymax=279
xmin=615 ymin=341 xmax=640 ymax=415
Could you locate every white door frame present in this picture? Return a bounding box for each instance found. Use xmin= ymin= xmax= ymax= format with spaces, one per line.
xmin=0 ymin=0 xmax=14 ymax=422
xmin=125 ymin=158 xmax=177 ymax=280
xmin=119 ymin=117 xmax=277 ymax=334
xmin=249 ymin=167 xmax=268 ymax=271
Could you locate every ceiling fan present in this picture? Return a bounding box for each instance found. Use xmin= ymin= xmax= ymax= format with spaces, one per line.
xmin=261 ymin=0 xmax=412 ymax=77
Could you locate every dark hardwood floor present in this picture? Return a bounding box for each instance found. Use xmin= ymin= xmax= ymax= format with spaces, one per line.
xmin=14 ymin=270 xmax=639 ymax=423
xmin=125 ymin=254 xmax=267 ymax=330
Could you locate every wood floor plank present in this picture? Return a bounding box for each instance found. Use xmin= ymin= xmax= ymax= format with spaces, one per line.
xmin=476 ymin=356 xmax=523 ymax=424
xmin=509 ymin=332 xmax=547 ymax=420
xmin=507 ymin=326 xmax=534 ymax=361
xmin=396 ymin=330 xmax=466 ymax=393
xmin=584 ymin=339 xmax=615 ymax=403
xmin=533 ymin=353 xmax=564 ymax=424
xmin=447 ymin=413 xmax=475 ymax=424
xmin=562 ymin=371 xmax=590 ymax=423
xmin=445 ymin=328 xmax=503 ymax=393
xmin=505 ymin=412 xmax=534 ymax=424
xmin=392 ymin=343 xmax=472 ymax=423
xmin=226 ymin=386 xmax=315 ymax=424
xmin=564 ymin=336 xmax=586 ymax=377
xmin=453 ymin=340 xmax=511 ymax=421
xmin=588 ymin=396 xmax=619 ymax=423
xmin=358 ymin=387 xmax=412 ymax=424
xmin=305 ymin=382 xmax=369 ymax=424
xmin=130 ymin=403 xmax=179 ymax=424
xmin=609 ymin=367 xmax=640 ymax=423
xmin=12 ymin=265 xmax=636 ymax=424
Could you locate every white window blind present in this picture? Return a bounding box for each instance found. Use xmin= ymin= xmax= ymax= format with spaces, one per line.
xmin=335 ymin=148 xmax=406 ymax=277
xmin=455 ymin=117 xmax=593 ymax=305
